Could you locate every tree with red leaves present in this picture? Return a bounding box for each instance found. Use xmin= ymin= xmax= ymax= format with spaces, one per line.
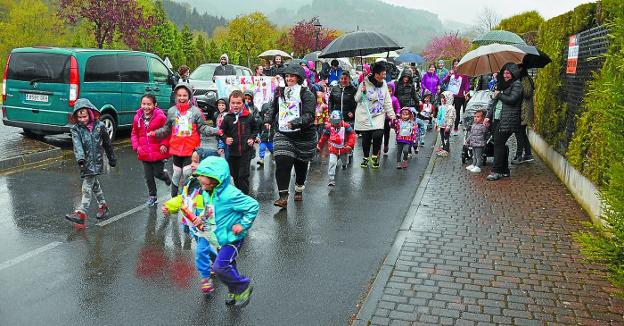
xmin=422 ymin=33 xmax=471 ymax=62
xmin=288 ymin=17 xmax=339 ymax=57
xmin=58 ymin=0 xmax=158 ymax=49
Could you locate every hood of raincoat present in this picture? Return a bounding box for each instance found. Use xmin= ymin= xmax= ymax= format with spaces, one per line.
xmin=387 ymin=80 xmax=396 ymax=93
xmin=283 ymin=63 xmax=306 ymax=84
xmin=195 ymin=156 xmax=231 ymax=195
xmin=399 ymin=68 xmax=413 ymax=83
xmin=70 ymin=98 xmax=101 ymax=124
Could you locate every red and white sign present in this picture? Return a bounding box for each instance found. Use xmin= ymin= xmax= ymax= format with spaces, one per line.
xmin=567 ymin=34 xmax=579 ymax=74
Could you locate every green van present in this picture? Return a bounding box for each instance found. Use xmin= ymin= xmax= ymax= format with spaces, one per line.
xmin=2 ymin=47 xmax=175 ymax=140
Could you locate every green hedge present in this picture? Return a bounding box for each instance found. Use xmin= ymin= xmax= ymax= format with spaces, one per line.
xmin=569 ymin=0 xmax=624 ymax=289
xmin=533 ymin=3 xmax=597 ymax=152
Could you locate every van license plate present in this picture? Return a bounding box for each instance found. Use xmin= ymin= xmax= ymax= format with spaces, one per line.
xmin=26 ymin=94 xmax=48 ymax=102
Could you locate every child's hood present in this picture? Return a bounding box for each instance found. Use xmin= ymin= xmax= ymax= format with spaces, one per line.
xmin=243 ymin=90 xmax=254 ymax=101
xmin=442 ymin=91 xmax=455 ymax=105
xmin=195 ymin=156 xmax=231 ymax=194
xmin=70 ymin=98 xmax=100 ymax=124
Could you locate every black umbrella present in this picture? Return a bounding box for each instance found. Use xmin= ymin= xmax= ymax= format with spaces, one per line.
xmin=319 ymin=31 xmax=403 ymax=59
xmin=513 ymin=45 xmax=551 ymax=68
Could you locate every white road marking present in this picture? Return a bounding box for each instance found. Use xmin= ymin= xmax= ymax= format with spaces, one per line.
xmin=96 ymin=195 xmax=169 ymax=227
xmin=0 ymin=241 xmax=63 ymax=272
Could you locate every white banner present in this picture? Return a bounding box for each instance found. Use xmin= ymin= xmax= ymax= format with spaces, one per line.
xmin=215 ymin=76 xmax=278 ymax=109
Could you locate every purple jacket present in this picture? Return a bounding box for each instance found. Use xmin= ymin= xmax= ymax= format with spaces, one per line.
xmin=421 ymin=72 xmax=440 ymax=97
xmin=444 ymin=73 xmax=471 ymax=99
xmin=387 ymin=81 xmax=401 ymax=116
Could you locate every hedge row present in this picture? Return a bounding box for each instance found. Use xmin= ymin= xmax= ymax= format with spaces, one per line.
xmin=531 ymin=0 xmax=624 ymax=288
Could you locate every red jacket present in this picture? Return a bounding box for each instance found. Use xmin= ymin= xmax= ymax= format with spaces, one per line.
xmin=131 ymin=108 xmax=171 ymax=162
xmin=317 ymin=121 xmax=356 ymax=155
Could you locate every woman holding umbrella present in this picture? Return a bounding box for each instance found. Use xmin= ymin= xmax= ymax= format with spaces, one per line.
xmin=265 ymin=64 xmax=317 ymax=208
xmin=354 ymin=62 xmax=396 ymax=169
xmin=485 ymin=63 xmax=523 ymax=181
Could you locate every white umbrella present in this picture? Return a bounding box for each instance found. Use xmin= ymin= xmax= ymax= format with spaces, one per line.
xmin=258 ymin=49 xmax=292 ymax=60
xmin=362 ymin=50 xmax=400 ymax=59
xmin=456 ymin=43 xmax=526 ymax=76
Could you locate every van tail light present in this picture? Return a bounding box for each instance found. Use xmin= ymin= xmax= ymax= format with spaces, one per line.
xmin=68 ymin=56 xmax=79 ymax=107
xmin=2 ymin=54 xmax=10 ymax=102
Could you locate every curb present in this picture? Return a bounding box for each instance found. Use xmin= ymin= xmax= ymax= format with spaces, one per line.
xmin=353 ymin=135 xmax=440 ymax=326
xmin=0 ymin=147 xmax=63 ymax=172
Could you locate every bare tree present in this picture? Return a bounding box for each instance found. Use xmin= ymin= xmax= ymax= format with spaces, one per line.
xmin=474 ymin=7 xmax=501 ymax=35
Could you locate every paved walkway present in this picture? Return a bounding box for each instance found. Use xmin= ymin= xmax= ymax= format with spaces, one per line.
xmin=355 ymin=135 xmax=624 ymax=325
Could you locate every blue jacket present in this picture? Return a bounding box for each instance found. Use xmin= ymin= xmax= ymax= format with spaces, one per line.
xmin=195 ymin=156 xmax=259 ymax=246
xmin=328 ymin=67 xmax=343 ymax=84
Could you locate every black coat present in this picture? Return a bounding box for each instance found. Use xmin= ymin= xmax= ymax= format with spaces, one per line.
xmin=213 ymin=64 xmax=235 ymax=77
xmin=395 ymin=70 xmax=419 ymax=108
xmin=219 ymin=110 xmax=259 ymax=157
xmin=328 ymin=84 xmax=357 ymax=121
xmin=488 ymin=75 xmax=523 ymax=132
xmin=266 ymin=86 xmax=316 ymax=140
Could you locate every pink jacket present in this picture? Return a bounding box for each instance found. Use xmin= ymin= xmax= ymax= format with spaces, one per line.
xmin=131 ymin=108 xmax=171 ymax=162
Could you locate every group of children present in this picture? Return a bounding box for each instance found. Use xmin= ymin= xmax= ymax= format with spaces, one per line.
xmin=65 ymin=83 xmax=260 ymax=307
xmin=63 ymin=66 xmax=491 ymax=306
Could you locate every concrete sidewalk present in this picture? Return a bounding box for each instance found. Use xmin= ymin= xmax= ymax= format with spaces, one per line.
xmin=354 ymin=135 xmax=624 ymax=325
xmin=0 ymin=111 xmax=61 ymax=171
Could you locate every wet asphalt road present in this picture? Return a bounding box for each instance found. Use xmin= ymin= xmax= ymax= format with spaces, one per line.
xmin=0 ymin=130 xmax=436 ymax=326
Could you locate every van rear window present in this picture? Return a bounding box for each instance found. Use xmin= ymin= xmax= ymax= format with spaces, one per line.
xmin=7 ymin=52 xmax=69 ymax=83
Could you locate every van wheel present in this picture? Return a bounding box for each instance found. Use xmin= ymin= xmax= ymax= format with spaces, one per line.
xmin=100 ymin=114 xmax=117 ymax=141
xmin=22 ymin=128 xmax=45 ymax=140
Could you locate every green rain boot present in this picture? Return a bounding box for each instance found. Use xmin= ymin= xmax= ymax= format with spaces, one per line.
xmin=371 ymin=155 xmax=380 ymax=169
xmin=360 ymin=157 xmax=369 ymax=168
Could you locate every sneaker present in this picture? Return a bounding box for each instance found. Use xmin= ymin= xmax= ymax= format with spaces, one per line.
xmin=420 ymin=141 xmax=425 ymax=146
xmin=360 ymin=157 xmax=369 ymax=168
xmin=522 ymin=155 xmax=535 ymax=163
xmin=328 ymin=180 xmax=336 ymax=187
xmin=414 ymin=147 xmax=419 ymax=154
xmin=453 ymin=129 xmax=459 ymax=136
xmin=371 ymin=155 xmax=380 ymax=169
xmin=145 ymin=196 xmax=158 ymax=207
xmin=96 ymin=204 xmax=109 ymax=220
xmin=511 ymin=156 xmax=522 ymax=165
xmin=502 ymin=172 xmax=511 ymax=177
xmin=383 ymin=145 xmax=389 ymax=155
xmin=396 ymin=162 xmax=402 ymax=169
xmin=470 ymin=166 xmax=481 ymax=173
xmin=200 ymin=278 xmax=214 ymax=294
xmin=401 ymin=160 xmax=408 ymax=169
xmin=257 ymin=160 xmax=264 ymax=166
xmin=466 ymin=165 xmax=475 ymax=170
xmin=407 ymin=153 xmax=413 ymax=160
xmin=65 ymin=210 xmax=86 ymax=225
xmin=486 ymin=172 xmax=503 ymax=181
xmin=225 ymin=292 xmax=236 ymax=305
xmin=232 ymin=285 xmax=253 ymax=307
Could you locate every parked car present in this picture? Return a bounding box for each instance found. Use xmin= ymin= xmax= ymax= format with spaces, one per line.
xmin=189 ymin=63 xmax=252 ymax=122
xmin=2 ymin=47 xmax=176 ymax=140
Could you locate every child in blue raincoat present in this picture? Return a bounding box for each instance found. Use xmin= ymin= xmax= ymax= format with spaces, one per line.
xmin=194 ymin=156 xmax=258 ymax=307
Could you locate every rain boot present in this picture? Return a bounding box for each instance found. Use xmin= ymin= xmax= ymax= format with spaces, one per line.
xmin=293 ymin=184 xmax=304 ymax=201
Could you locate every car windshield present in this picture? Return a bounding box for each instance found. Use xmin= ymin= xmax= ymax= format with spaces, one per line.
xmin=190 ymin=65 xmax=216 ymax=81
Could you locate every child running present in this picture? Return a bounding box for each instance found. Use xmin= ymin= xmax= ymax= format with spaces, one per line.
xmin=317 ymin=110 xmax=356 ymax=186
xmin=194 ymin=156 xmax=259 ymax=307
xmin=393 ymin=107 xmax=419 ymax=169
xmin=131 ymin=94 xmax=172 ymax=206
xmin=219 ymin=90 xmax=258 ymax=195
xmin=65 ymin=98 xmax=116 ymax=225
xmin=465 ymin=109 xmax=488 ymax=173
xmin=436 ymin=91 xmax=456 ymax=157
xmin=149 ymin=82 xmax=216 ymax=197
xmin=162 ymin=148 xmax=220 ymax=294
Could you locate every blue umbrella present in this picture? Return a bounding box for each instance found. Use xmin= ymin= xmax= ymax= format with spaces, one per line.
xmin=395 ymin=52 xmax=424 ymax=64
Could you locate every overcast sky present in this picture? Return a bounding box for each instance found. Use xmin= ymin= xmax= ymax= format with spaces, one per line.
xmin=380 ymin=0 xmax=594 ymax=23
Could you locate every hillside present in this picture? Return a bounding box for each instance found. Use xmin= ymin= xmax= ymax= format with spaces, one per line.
xmin=268 ymin=0 xmax=446 ymax=52
xmin=174 ymin=0 xmax=312 ymax=19
xmin=163 ymin=0 xmax=227 ymax=36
